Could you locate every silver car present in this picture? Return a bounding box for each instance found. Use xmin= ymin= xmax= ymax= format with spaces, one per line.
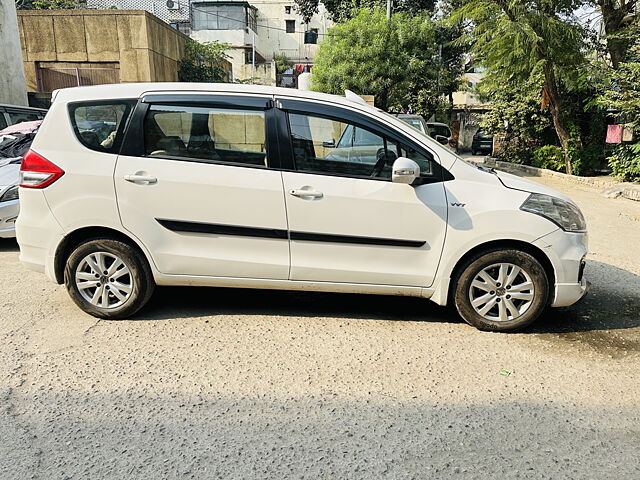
xmin=0 ymin=159 xmax=20 ymax=238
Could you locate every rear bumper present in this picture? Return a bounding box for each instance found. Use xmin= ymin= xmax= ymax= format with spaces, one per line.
xmin=15 ymin=189 xmax=64 ymax=281
xmin=0 ymin=199 xmax=19 ymax=238
xmin=533 ymin=229 xmax=588 ymax=307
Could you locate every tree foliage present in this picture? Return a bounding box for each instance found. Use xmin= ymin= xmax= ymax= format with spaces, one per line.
xmin=452 ymin=0 xmax=589 ymax=173
xmin=294 ymin=0 xmax=436 ymax=23
xmin=311 ymin=9 xmax=448 ymax=114
xmin=597 ymin=19 xmax=640 ymax=181
xmin=178 ymin=40 xmax=231 ymax=83
xmin=273 ymin=54 xmax=293 ymax=74
xmin=15 ymin=0 xmax=82 ymax=9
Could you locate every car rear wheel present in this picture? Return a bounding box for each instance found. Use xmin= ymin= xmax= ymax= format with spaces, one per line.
xmin=64 ymin=238 xmax=155 ymax=319
xmin=453 ymin=249 xmax=549 ymax=332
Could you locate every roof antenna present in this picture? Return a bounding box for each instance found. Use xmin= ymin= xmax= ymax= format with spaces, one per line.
xmin=344 ymin=90 xmax=368 ymax=106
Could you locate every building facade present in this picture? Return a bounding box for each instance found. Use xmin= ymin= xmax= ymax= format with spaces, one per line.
xmin=88 ymin=0 xmax=333 ymax=85
xmin=16 ymin=9 xmax=199 ymax=96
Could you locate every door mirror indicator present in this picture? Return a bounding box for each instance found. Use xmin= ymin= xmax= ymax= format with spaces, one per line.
xmin=391 ymin=157 xmax=420 ymax=184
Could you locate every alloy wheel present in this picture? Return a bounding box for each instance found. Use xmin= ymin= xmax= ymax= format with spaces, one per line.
xmin=74 ymin=251 xmax=134 ymax=309
xmin=468 ymin=262 xmax=535 ymax=322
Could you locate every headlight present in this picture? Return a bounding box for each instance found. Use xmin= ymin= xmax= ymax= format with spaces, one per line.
xmin=0 ymin=185 xmax=19 ymax=203
xmin=520 ymin=193 xmax=586 ymax=232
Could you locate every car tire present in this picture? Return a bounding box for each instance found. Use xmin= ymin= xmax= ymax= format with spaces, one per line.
xmin=471 ymin=150 xmax=477 ymax=155
xmin=64 ymin=238 xmax=155 ymax=319
xmin=452 ymin=249 xmax=549 ymax=332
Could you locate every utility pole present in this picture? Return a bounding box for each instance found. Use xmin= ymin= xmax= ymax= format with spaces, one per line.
xmin=251 ymin=30 xmax=256 ymax=79
xmin=386 ymin=0 xmax=391 ymax=19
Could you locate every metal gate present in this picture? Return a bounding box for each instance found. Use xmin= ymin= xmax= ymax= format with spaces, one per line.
xmin=38 ymin=67 xmax=120 ymax=92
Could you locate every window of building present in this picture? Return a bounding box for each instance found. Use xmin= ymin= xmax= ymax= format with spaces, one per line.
xmin=68 ymin=101 xmax=136 ymax=153
xmin=287 ymin=112 xmax=432 ymax=179
xmin=144 ymin=104 xmax=267 ymax=167
xmin=191 ymin=2 xmax=256 ymax=32
xmin=285 ymin=6 xmax=292 ymax=14
xmin=286 ymin=20 xmax=295 ymax=33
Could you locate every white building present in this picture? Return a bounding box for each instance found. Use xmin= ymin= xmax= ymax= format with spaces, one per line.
xmin=88 ymin=0 xmax=333 ymax=85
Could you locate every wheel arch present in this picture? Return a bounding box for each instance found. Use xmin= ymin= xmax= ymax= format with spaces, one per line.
xmin=54 ymin=226 xmax=154 ymax=284
xmin=446 ymin=239 xmax=555 ymax=306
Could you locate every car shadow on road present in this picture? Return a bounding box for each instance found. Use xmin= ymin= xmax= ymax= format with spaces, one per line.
xmin=137 ymin=260 xmax=639 ymax=337
xmin=141 ymin=285 xmax=458 ymax=324
xmin=529 ymin=260 xmax=640 ymax=335
xmin=0 ymin=238 xmax=19 ymax=252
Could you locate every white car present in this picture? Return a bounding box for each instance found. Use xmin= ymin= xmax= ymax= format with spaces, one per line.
xmin=16 ymin=83 xmax=588 ymax=331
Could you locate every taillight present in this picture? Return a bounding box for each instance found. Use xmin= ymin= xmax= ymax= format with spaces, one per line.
xmin=19 ymin=150 xmax=65 ymax=189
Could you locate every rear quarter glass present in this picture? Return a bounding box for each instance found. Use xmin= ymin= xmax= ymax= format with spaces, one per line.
xmin=68 ymin=100 xmax=136 ymax=153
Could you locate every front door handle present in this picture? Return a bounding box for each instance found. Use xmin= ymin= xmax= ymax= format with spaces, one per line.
xmin=124 ymin=174 xmax=157 ymax=184
xmin=289 ymin=189 xmax=323 ymax=199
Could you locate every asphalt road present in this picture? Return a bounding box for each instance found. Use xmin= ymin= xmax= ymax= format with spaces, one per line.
xmin=1 ymin=172 xmax=639 ymax=479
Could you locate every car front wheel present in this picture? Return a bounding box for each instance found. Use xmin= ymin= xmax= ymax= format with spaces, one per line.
xmin=453 ymin=249 xmax=550 ymax=332
xmin=64 ymin=238 xmax=155 ymax=319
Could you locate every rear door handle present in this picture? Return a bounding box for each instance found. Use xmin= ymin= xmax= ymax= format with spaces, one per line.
xmin=289 ymin=189 xmax=323 ymax=199
xmin=124 ymin=174 xmax=157 ymax=184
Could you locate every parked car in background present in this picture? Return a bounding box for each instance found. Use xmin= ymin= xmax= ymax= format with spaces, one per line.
xmin=0 ymin=158 xmax=20 ymax=238
xmin=0 ymin=121 xmax=42 ymax=238
xmin=0 ymin=104 xmax=47 ymax=131
xmin=396 ymin=115 xmax=454 ymax=149
xmin=17 ymin=83 xmax=588 ymax=332
xmin=472 ymin=128 xmax=494 ymax=155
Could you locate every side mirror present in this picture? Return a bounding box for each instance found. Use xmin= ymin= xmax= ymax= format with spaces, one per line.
xmin=435 ymin=135 xmax=449 ymax=146
xmin=322 ymin=138 xmax=335 ymax=148
xmin=391 ymin=157 xmax=420 ymax=184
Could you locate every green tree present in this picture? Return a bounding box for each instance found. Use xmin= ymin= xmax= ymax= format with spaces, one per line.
xmin=597 ymin=19 xmax=640 ymax=181
xmin=294 ymin=0 xmax=436 ymax=23
xmin=273 ymin=54 xmax=293 ymax=74
xmin=311 ymin=9 xmax=444 ymax=114
xmin=16 ymin=0 xmax=82 ymax=9
xmin=592 ymin=0 xmax=637 ymax=69
xmin=178 ymin=40 xmax=231 ymax=83
xmin=452 ymin=0 xmax=588 ymax=174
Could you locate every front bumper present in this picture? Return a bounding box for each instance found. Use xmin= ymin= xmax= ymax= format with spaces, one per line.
xmin=0 ymin=199 xmax=19 ymax=238
xmin=533 ymin=228 xmax=589 ymax=307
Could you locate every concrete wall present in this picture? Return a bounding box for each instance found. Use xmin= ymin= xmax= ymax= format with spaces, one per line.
xmin=17 ymin=10 xmax=190 ymax=91
xmin=0 ymin=0 xmax=28 ymax=105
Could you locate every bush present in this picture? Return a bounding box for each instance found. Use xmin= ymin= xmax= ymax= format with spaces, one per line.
xmin=607 ymin=143 xmax=640 ymax=182
xmin=496 ymin=137 xmax=535 ymax=165
xmin=533 ymin=145 xmax=565 ymax=172
xmin=570 ymin=143 xmax=605 ymax=176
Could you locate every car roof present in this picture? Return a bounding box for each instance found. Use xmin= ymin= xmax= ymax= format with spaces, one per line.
xmin=52 ymin=83 xmax=375 ymax=111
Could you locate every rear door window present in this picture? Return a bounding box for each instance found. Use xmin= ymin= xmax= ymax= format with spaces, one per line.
xmin=143 ymin=104 xmax=267 ymax=167
xmin=69 ymin=101 xmax=136 ymax=153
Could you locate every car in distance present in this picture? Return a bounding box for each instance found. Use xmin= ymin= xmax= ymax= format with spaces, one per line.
xmin=0 ymin=104 xmax=46 ymax=130
xmin=396 ymin=114 xmax=454 ymax=148
xmin=16 ymin=83 xmax=588 ymax=332
xmin=472 ymin=128 xmax=494 ymax=155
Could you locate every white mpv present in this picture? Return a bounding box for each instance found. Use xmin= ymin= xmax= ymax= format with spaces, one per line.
xmin=16 ymin=84 xmax=588 ymax=331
